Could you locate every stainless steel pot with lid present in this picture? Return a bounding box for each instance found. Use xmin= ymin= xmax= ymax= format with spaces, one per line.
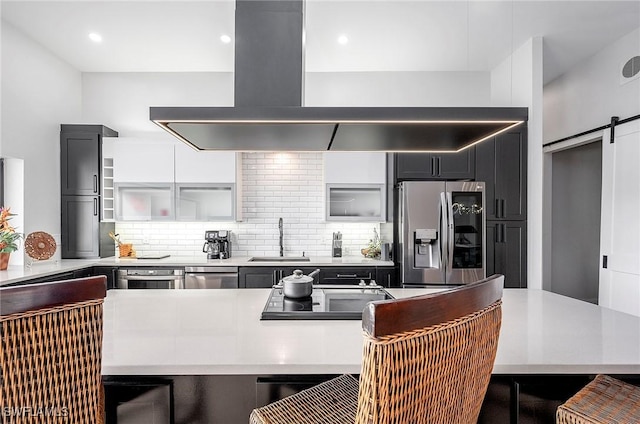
xmin=279 ymin=269 xmax=320 ymax=298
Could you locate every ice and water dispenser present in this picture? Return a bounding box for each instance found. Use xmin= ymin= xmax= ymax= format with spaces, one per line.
xmin=414 ymin=229 xmax=439 ymax=268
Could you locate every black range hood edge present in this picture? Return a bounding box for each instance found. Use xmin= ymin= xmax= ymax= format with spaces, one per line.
xmin=150 ymin=106 xmax=527 ymax=152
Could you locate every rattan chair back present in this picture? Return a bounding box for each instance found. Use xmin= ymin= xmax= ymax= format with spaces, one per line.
xmin=356 ymin=274 xmax=504 ymax=424
xmin=0 ymin=276 xmax=107 ymax=423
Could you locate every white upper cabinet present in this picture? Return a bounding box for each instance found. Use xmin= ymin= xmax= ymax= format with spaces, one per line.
xmin=324 ymin=152 xmax=387 ymax=222
xmin=324 ymin=152 xmax=386 ymax=184
xmin=104 ymin=137 xmax=242 ymax=221
xmin=109 ymin=138 xmax=174 ymax=183
xmin=174 ymin=144 xmax=237 ymax=183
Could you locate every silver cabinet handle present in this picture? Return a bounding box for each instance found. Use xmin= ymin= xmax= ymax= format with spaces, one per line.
xmin=122 ymin=275 xmax=184 ymax=281
xmin=93 ymin=174 xmax=98 ymax=193
xmin=336 ymin=274 xmax=357 ymax=278
xmin=94 ymin=198 xmax=98 ymax=216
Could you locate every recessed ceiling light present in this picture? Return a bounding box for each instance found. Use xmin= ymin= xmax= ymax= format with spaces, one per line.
xmin=338 ymin=35 xmax=348 ymax=45
xmin=220 ymin=34 xmax=232 ymax=44
xmin=88 ymin=32 xmax=102 ymax=43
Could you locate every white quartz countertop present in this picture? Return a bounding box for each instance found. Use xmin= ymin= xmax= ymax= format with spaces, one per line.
xmin=102 ymin=288 xmax=640 ymax=376
xmin=0 ymin=256 xmax=393 ymax=286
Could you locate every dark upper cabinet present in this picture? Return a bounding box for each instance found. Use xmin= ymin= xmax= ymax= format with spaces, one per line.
xmin=60 ymin=132 xmax=99 ymax=196
xmin=60 ymin=125 xmax=117 ymax=196
xmin=476 ymin=128 xmax=527 ymax=221
xmin=486 ymin=221 xmax=527 ymax=288
xmin=395 ymin=148 xmax=475 ymax=181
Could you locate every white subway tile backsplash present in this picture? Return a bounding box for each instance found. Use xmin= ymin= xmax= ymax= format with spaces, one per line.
xmin=115 ymin=152 xmax=384 ymax=258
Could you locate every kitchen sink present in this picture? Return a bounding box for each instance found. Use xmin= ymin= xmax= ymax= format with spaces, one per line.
xmin=248 ymin=256 xmax=310 ymax=262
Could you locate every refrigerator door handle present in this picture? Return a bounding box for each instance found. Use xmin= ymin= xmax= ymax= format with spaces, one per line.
xmin=438 ymin=192 xmax=445 ymax=273
xmin=440 ymin=192 xmax=448 ymax=278
xmin=446 ymin=192 xmax=455 ymax=276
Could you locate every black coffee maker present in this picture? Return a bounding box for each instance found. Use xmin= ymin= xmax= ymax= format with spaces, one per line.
xmin=203 ymin=230 xmax=232 ymax=259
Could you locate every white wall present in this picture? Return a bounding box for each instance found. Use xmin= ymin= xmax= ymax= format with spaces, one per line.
xmin=305 ymin=71 xmax=490 ymax=106
xmin=82 ymin=72 xmax=234 ymax=137
xmin=1 ymin=21 xmax=81 ymax=250
xmin=544 ymin=27 xmax=640 ymax=143
xmin=491 ymin=37 xmax=545 ymax=290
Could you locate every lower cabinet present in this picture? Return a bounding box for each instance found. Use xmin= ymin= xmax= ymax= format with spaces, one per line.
xmin=375 ymin=267 xmax=398 ymax=288
xmin=103 ymin=377 xmax=173 ymax=424
xmin=486 ymin=221 xmax=527 ymax=288
xmin=239 ymin=267 xmax=319 ymax=288
xmin=318 ymin=267 xmax=376 ymax=285
xmin=61 ymin=196 xmax=115 ymax=259
xmin=92 ymin=266 xmax=119 ymax=290
xmin=239 ymin=266 xmax=395 ymax=288
xmin=2 ymin=268 xmax=95 ymax=287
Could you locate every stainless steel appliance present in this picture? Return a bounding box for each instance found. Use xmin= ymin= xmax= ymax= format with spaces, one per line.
xmin=184 ymin=266 xmax=239 ymax=289
xmin=203 ymin=230 xmax=232 ymax=259
xmin=117 ymin=268 xmax=184 ymax=289
xmin=261 ymin=284 xmax=394 ymax=320
xmin=398 ymin=181 xmax=486 ymax=286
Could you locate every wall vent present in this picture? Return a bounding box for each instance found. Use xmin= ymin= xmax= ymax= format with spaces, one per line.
xmin=620 ymin=55 xmax=640 ymax=85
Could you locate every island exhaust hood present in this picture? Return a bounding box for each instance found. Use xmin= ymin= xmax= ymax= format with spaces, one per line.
xmin=150 ymin=1 xmax=527 ymax=152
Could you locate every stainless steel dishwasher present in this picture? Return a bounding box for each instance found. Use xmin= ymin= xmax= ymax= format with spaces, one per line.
xmin=184 ymin=266 xmax=239 ymax=289
xmin=117 ymin=268 xmax=184 ymax=289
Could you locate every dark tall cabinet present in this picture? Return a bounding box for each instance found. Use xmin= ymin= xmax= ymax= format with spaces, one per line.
xmin=476 ymin=127 xmax=528 ymax=288
xmin=476 ymin=130 xmax=527 ymax=221
xmin=485 ymin=221 xmax=527 ymax=289
xmin=60 ymin=124 xmax=117 ymax=259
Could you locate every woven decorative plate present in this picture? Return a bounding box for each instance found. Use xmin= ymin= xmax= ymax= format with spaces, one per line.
xmin=24 ymin=231 xmax=57 ymax=260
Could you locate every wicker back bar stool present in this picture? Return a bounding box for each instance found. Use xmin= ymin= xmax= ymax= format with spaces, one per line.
xmin=557 ymin=374 xmax=640 ymax=423
xmin=0 ymin=276 xmax=107 ymax=423
xmin=250 ymin=274 xmax=504 ymax=424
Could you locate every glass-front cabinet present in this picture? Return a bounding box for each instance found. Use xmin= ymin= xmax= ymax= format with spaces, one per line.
xmin=326 ymin=184 xmax=385 ymax=222
xmin=176 ymin=184 xmax=235 ymax=221
xmin=114 ymin=183 xmax=174 ymax=221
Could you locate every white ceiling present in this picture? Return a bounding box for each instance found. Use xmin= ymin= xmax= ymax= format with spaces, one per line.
xmin=2 ymin=0 xmax=639 ymax=84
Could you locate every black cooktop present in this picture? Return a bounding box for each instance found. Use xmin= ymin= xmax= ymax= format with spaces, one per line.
xmin=261 ymin=285 xmax=394 ymax=320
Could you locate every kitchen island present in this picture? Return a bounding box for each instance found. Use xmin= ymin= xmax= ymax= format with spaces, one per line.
xmin=102 ymin=288 xmax=640 ymax=423
xmin=103 ymin=288 xmax=640 ymax=376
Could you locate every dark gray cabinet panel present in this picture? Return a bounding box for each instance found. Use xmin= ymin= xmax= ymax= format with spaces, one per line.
xmin=239 ymin=267 xmax=318 ymax=288
xmin=92 ymin=266 xmax=118 ymax=290
xmin=318 ymin=267 xmax=375 ymax=285
xmin=61 ymin=195 xmax=100 ymax=258
xmin=476 ymin=129 xmax=527 ymax=220
xmin=60 ymin=132 xmax=100 ymax=196
xmin=486 ymin=221 xmax=527 ymax=288
xmin=375 ymin=267 xmax=398 ymax=288
xmin=240 ymin=267 xmax=277 ymax=288
xmin=395 ymin=148 xmax=475 ymax=181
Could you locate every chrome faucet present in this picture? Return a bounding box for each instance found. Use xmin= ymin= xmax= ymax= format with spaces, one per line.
xmin=278 ymin=217 xmax=284 ymax=257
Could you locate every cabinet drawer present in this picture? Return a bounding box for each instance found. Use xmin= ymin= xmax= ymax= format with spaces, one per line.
xmin=319 ymin=268 xmax=375 ymax=284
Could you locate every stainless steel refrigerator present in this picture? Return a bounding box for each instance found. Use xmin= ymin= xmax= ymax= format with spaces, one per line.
xmin=398 ymin=181 xmax=486 ymax=286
